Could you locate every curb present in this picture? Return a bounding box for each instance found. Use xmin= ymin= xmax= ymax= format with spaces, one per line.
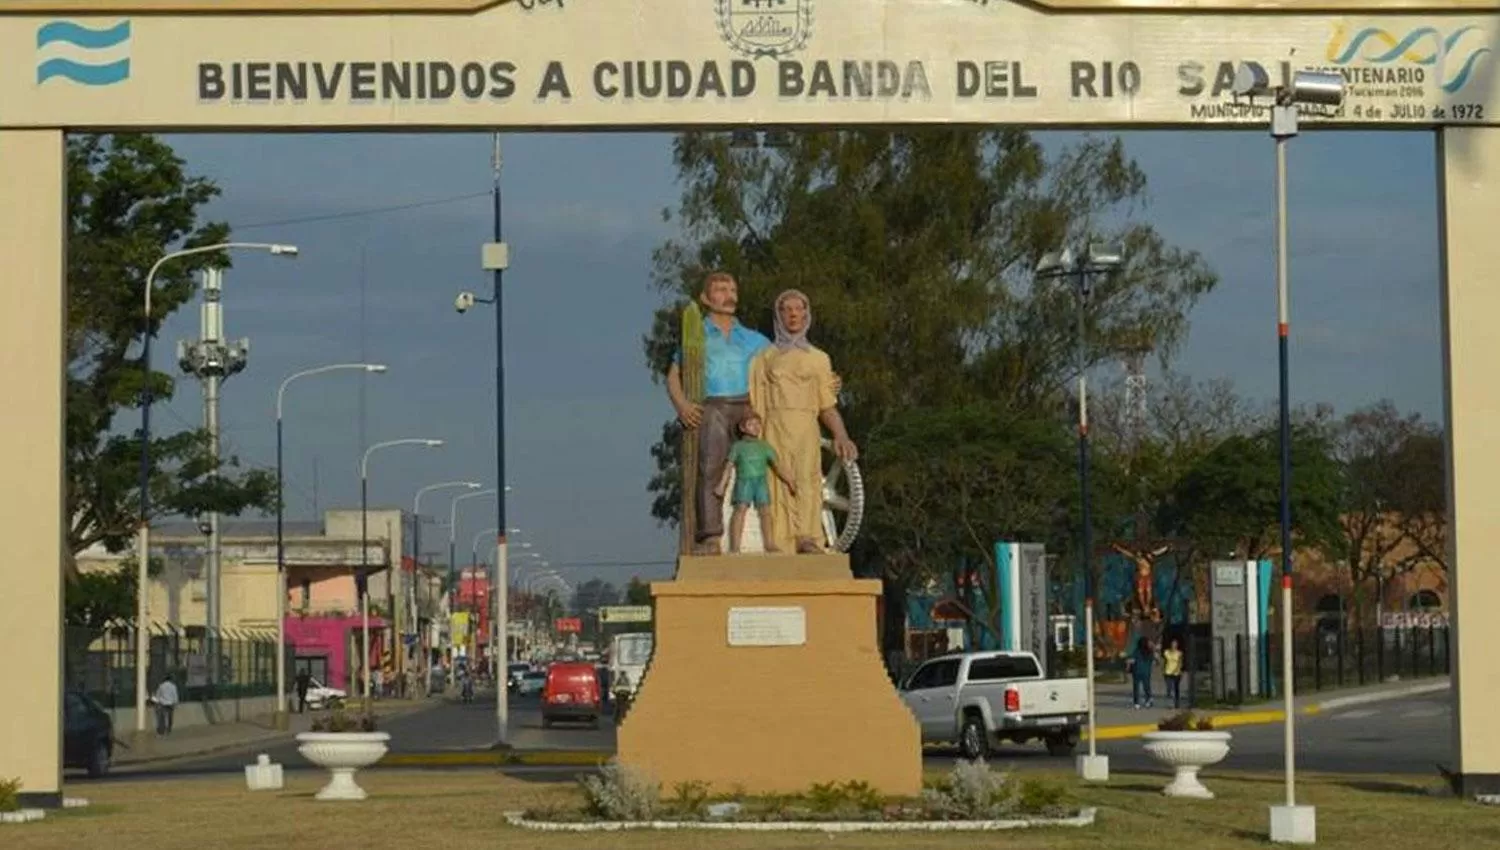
xmin=1314 ymin=680 xmax=1448 ymax=712
xmin=115 ymin=702 xmax=439 ymax=768
xmin=1087 ymin=680 xmax=1449 ymax=742
xmin=382 ymin=750 xmax=611 ymax=768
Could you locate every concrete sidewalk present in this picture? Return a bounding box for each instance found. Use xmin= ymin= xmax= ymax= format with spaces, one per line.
xmin=114 ymin=697 xmax=440 ymax=767
xmin=1088 ymin=676 xmax=1449 ymax=741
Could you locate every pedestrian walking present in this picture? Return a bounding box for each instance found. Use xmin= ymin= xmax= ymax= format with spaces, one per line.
xmin=295 ymin=669 xmax=312 ymax=713
xmin=1130 ymin=637 xmax=1156 ymax=709
xmin=1163 ymin=638 xmax=1184 ymax=708
xmin=151 ymin=674 xmax=179 ymax=734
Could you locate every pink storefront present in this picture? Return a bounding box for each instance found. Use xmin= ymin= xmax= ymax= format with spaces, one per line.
xmin=286 ymin=613 xmax=388 ymax=692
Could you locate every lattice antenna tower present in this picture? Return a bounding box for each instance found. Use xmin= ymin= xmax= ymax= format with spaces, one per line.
xmin=1121 ymin=336 xmax=1153 ymax=453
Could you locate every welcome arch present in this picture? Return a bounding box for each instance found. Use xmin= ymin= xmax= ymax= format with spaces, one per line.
xmin=3 ymin=0 xmax=1496 ymax=803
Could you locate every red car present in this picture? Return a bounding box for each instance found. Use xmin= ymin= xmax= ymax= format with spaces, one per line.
xmin=541 ymin=661 xmax=601 ymax=728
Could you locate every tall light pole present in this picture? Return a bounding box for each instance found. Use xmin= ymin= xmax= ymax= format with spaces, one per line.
xmin=455 ymin=132 xmax=511 ymax=744
xmin=472 ymin=528 xmax=527 ymax=676
xmin=136 ymin=241 xmax=297 ymax=740
xmin=415 ymin=481 xmax=481 ymax=685
xmin=1231 ymin=64 xmax=1345 ymax=846
xmin=1037 ymin=243 xmax=1123 ymax=783
xmin=448 ymin=487 xmax=499 ymax=682
xmin=274 ymin=362 xmax=387 ymax=728
xmin=359 ymin=438 xmax=444 ymax=704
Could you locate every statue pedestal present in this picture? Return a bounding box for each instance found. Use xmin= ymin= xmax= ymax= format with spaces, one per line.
xmin=617 ymin=553 xmax=921 ymax=796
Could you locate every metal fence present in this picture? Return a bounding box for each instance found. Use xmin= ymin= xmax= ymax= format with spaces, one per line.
xmin=884 ymin=623 xmax=1449 ymax=704
xmin=1188 ymin=624 xmax=1450 ymax=705
xmin=65 ymin=624 xmax=291 ymax=707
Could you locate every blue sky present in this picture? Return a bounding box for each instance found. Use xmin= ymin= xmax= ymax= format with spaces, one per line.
xmin=148 ymin=128 xmax=1443 ymax=589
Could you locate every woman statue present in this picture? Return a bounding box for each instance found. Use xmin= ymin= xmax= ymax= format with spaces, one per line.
xmin=749 ymin=289 xmax=858 ymax=554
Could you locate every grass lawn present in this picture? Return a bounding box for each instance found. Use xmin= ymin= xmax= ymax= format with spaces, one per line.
xmin=6 ymin=768 xmax=1496 ymax=849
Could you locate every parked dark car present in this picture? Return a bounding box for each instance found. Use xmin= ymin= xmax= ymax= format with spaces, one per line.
xmin=64 ymin=691 xmax=114 ymax=777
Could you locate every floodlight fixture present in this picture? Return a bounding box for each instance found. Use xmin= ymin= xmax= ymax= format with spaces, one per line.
xmin=1085 ymin=243 xmax=1124 ymax=270
xmin=1288 ymin=70 xmax=1344 ymax=108
xmin=1231 ymin=63 xmax=1272 ymax=99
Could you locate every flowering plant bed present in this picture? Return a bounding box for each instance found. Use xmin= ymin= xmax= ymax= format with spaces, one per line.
xmin=508 ymin=760 xmax=1095 ymax=832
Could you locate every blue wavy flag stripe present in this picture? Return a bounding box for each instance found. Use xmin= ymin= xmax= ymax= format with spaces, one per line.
xmin=36 ymin=20 xmax=130 ymax=50
xmin=1445 ymin=47 xmax=1493 ymax=93
xmin=36 ymin=58 xmax=131 ymax=86
xmin=1333 ymin=25 xmax=1481 ymax=65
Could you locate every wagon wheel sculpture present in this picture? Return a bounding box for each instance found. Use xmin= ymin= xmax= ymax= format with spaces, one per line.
xmin=820 ymin=437 xmax=866 ymax=553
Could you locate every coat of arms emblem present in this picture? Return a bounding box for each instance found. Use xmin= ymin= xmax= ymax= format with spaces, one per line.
xmin=716 ymin=0 xmax=813 ymax=59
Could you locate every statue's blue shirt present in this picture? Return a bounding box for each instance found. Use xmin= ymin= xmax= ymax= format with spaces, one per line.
xmin=675 ymin=316 xmax=770 ymax=398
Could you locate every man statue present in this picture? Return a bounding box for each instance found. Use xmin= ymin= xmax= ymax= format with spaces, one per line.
xmin=667 ymin=271 xmax=771 ymax=555
xmin=750 ymin=289 xmax=858 ymax=554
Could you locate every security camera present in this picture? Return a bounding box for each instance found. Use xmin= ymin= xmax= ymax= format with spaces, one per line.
xmin=455 ymin=291 xmax=476 ymax=314
xmin=196 ymin=515 xmax=212 ymax=535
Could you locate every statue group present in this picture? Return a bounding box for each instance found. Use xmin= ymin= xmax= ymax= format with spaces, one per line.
xmin=666 ymin=271 xmax=860 ymax=556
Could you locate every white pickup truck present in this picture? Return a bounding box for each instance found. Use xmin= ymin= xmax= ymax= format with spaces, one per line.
xmin=898 ymin=650 xmax=1090 ymax=760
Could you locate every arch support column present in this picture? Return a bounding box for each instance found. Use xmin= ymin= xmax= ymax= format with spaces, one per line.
xmin=1438 ymin=126 xmax=1500 ymax=797
xmin=0 ymin=129 xmax=67 ymax=806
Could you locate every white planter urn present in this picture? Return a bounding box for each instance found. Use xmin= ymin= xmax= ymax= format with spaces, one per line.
xmin=1141 ymin=731 xmax=1232 ymax=799
xmin=296 ymin=732 xmax=390 ymax=801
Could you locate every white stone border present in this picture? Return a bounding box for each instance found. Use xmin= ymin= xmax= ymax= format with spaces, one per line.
xmin=503 ymin=807 xmax=1096 ymax=832
xmin=0 ymin=809 xmax=45 ymax=824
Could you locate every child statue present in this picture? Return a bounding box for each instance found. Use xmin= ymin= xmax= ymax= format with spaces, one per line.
xmin=714 ymin=413 xmax=797 ymax=554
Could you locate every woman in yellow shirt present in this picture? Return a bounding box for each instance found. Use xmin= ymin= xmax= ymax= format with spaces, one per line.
xmin=1162 ymin=639 xmax=1184 ymax=709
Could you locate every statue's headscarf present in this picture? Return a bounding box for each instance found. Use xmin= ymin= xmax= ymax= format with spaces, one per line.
xmin=773 ymin=289 xmax=813 ymax=351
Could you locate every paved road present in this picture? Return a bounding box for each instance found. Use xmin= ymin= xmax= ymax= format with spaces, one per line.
xmin=98 ymin=689 xmax=1452 ymax=783
xmin=924 ymin=690 xmax=1453 ymax=777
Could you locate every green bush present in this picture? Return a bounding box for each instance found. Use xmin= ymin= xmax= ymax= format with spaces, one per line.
xmin=921 ymin=759 xmax=1017 ymax=820
xmin=310 ymin=706 xmax=376 ymax=733
xmin=578 ymin=761 xmax=660 ymax=821
xmin=670 ymin=780 xmax=710 ymax=817
xmin=805 ymin=780 xmax=884 ymax=816
xmin=0 ymin=778 xmax=20 ymax=813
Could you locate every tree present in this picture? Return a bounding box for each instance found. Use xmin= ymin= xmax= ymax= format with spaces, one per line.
xmin=1089 ymin=369 xmax=1261 ymax=615
xmin=1329 ymin=402 xmax=1446 ymax=623
xmin=1389 ymin=426 xmax=1446 ymax=574
xmin=1160 ymin=423 xmax=1343 ymax=562
xmin=861 ymin=403 xmax=1074 ymax=646
xmin=624 ymin=577 xmax=653 ymax=607
xmin=66 ymin=134 xmax=275 ymax=577
xmin=643 ymin=129 xmax=1218 ymax=543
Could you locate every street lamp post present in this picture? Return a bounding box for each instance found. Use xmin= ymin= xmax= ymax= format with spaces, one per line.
xmin=1230 ymin=64 xmax=1345 ymax=846
xmin=472 ymin=528 xmax=527 ymax=675
xmin=448 ymin=487 xmax=499 ymax=682
xmin=136 ymin=241 xmax=297 ymax=740
xmin=413 ymin=481 xmax=481 ymax=689
xmin=359 ymin=438 xmax=444 ymax=705
xmin=455 ymin=132 xmax=511 ymax=744
xmin=274 ymin=362 xmax=387 ymax=729
xmin=1036 ymin=243 xmax=1123 ymax=783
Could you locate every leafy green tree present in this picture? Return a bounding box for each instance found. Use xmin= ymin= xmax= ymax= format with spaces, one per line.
xmin=861 ymin=403 xmax=1075 ymax=646
xmin=1159 ymin=422 xmax=1343 ymax=564
xmin=624 ymin=577 xmax=653 ymax=607
xmin=65 ymin=134 xmax=275 ymax=578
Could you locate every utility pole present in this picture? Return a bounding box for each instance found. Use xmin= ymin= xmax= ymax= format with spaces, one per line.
xmin=177 ymin=267 xmax=249 ymax=680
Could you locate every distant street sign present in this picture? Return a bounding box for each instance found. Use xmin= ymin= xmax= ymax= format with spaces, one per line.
xmin=599 ymin=605 xmax=653 ymax=624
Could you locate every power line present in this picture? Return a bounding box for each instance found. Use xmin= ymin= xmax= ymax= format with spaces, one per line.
xmin=230 ymin=190 xmax=491 ymax=232
xmin=539 ymin=559 xmax=677 ymax=570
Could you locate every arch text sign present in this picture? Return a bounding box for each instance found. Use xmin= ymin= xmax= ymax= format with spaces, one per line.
xmin=3 ymin=0 xmax=1499 ymax=129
